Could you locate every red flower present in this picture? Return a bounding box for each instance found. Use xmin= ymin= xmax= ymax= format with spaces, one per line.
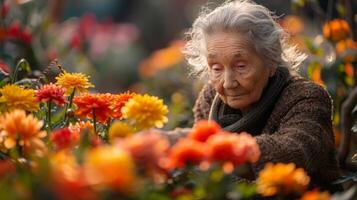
xmin=0 ymin=1 xmax=10 ymax=18
xmin=207 ymin=132 xmax=260 ymax=167
xmin=20 ymin=26 xmax=32 ymax=44
xmin=111 ymin=92 xmax=136 ymax=119
xmin=73 ymin=93 xmax=115 ymax=123
xmin=8 ymin=20 xmax=21 ymax=39
xmin=0 ymin=60 xmax=10 ymax=75
xmin=188 ymin=120 xmax=221 ymax=142
xmin=36 ymin=83 xmax=66 ymax=106
xmin=50 ymin=128 xmax=80 ymax=150
xmin=167 ymin=138 xmax=209 ymax=169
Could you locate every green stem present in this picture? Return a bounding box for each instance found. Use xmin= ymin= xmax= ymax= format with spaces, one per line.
xmin=47 ymin=101 xmax=52 ymax=131
xmin=11 ymin=59 xmax=29 ymax=84
xmin=65 ymin=88 xmax=76 ymax=125
xmin=92 ymin=108 xmax=96 ymax=134
xmin=105 ymin=118 xmax=112 ymax=142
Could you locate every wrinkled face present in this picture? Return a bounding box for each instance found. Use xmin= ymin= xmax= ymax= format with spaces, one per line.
xmin=206 ymin=31 xmax=277 ymax=111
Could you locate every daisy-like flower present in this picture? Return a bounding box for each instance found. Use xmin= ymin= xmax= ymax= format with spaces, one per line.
xmin=36 ymin=83 xmax=66 ymax=106
xmin=0 ymin=109 xmax=47 ymax=156
xmin=256 ymin=163 xmax=310 ymax=197
xmin=109 ymin=121 xmax=135 ymax=142
xmin=55 ymin=71 xmax=94 ymax=95
xmin=73 ymin=93 xmax=114 ymax=123
xmin=122 ymin=94 xmax=168 ymax=130
xmin=50 ymin=128 xmax=80 ymax=150
xmin=111 ymin=92 xmax=136 ymax=119
xmin=0 ymin=84 xmax=39 ymax=112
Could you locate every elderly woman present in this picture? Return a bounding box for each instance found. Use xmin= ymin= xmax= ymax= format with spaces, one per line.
xmin=170 ymin=0 xmax=342 ymax=192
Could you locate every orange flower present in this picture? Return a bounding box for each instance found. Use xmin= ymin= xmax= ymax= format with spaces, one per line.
xmin=139 ymin=40 xmax=185 ymax=77
xmin=50 ymin=128 xmax=80 ymax=150
xmin=118 ymin=130 xmax=170 ymax=175
xmin=111 ymin=92 xmax=136 ymax=119
xmin=0 ymin=109 xmax=47 ymax=156
xmin=257 ymin=163 xmax=310 ymax=197
xmin=51 ymin=150 xmax=95 ymax=200
xmin=84 ymin=146 xmax=137 ymax=193
xmin=281 ymin=15 xmax=304 ymax=35
xmin=207 ymin=132 xmax=260 ymax=167
xmin=167 ymin=138 xmax=209 ymax=169
xmin=73 ymin=93 xmax=115 ymax=123
xmin=36 ymin=83 xmax=66 ymax=106
xmin=69 ymin=121 xmax=94 ymax=134
xmin=300 ymin=189 xmax=331 ymax=200
xmin=188 ymin=120 xmax=221 ymax=142
xmin=335 ymin=39 xmax=357 ymax=62
xmin=323 ymin=19 xmax=350 ymax=42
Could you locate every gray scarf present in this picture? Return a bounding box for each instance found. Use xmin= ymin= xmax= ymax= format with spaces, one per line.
xmin=208 ymin=67 xmax=290 ymax=135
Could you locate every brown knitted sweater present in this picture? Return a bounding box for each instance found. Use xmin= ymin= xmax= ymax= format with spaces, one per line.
xmin=193 ymin=73 xmax=342 ymax=192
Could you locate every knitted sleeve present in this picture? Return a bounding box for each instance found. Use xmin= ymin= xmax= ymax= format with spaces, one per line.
xmin=252 ymin=84 xmax=337 ymax=179
xmin=193 ymin=83 xmax=216 ymax=123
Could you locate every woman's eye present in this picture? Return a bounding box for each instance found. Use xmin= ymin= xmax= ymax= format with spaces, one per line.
xmin=211 ymin=64 xmax=223 ymax=71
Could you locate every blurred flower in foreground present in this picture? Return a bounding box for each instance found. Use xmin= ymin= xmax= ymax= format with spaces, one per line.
xmin=111 ymin=92 xmax=136 ymax=119
xmin=55 ymin=71 xmax=94 ymax=95
xmin=51 ymin=150 xmax=95 ymax=200
xmin=188 ymin=120 xmax=221 ymax=142
xmin=36 ymin=83 xmax=66 ymax=106
xmin=139 ymin=40 xmax=185 ymax=77
xmin=50 ymin=128 xmax=80 ymax=150
xmin=73 ymin=93 xmax=114 ymax=123
xmin=0 ymin=84 xmax=39 ymax=112
xmin=119 ymin=130 xmax=170 ymax=180
xmin=0 ymin=109 xmax=46 ymax=156
xmin=323 ymin=19 xmax=350 ymax=42
xmin=207 ymin=132 xmax=260 ymax=167
xmin=257 ymin=163 xmax=310 ymax=197
xmin=300 ymin=189 xmax=330 ymax=200
xmin=109 ymin=121 xmax=134 ymax=142
xmin=122 ymin=94 xmax=168 ymax=130
xmin=84 ymin=146 xmax=137 ymax=194
xmin=167 ymin=138 xmax=209 ymax=169
xmin=281 ymin=15 xmax=304 ymax=35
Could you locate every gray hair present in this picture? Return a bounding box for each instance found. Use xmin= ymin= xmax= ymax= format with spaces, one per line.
xmin=183 ymin=0 xmax=307 ymax=76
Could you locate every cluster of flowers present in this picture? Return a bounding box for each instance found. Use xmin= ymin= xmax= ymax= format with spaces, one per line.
xmin=0 ymin=67 xmax=332 ymax=199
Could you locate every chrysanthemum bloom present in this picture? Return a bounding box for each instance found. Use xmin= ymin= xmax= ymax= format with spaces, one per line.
xmin=167 ymin=138 xmax=209 ymax=169
xmin=256 ymin=163 xmax=310 ymax=197
xmin=336 ymin=39 xmax=357 ymax=63
xmin=109 ymin=122 xmax=134 ymax=142
xmin=119 ymin=130 xmax=170 ymax=176
xmin=51 ymin=128 xmax=80 ymax=150
xmin=111 ymin=92 xmax=136 ymax=119
xmin=73 ymin=93 xmax=115 ymax=123
xmin=0 ymin=84 xmax=39 ymax=112
xmin=323 ymin=19 xmax=350 ymax=42
xmin=51 ymin=150 xmax=96 ymax=200
xmin=55 ymin=71 xmax=94 ymax=95
xmin=207 ymin=132 xmax=260 ymax=167
xmin=300 ymin=189 xmax=331 ymax=200
xmin=0 ymin=109 xmax=46 ymax=156
xmin=188 ymin=120 xmax=221 ymax=142
xmin=68 ymin=121 xmax=94 ymax=134
xmin=36 ymin=83 xmax=66 ymax=106
xmin=121 ymin=94 xmax=168 ymax=130
xmin=84 ymin=146 xmax=137 ymax=193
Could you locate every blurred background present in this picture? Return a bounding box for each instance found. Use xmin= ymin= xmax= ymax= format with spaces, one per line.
xmin=0 ymin=0 xmax=357 ymax=163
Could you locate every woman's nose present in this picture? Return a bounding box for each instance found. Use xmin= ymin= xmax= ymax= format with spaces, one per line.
xmin=223 ymin=70 xmax=238 ymax=89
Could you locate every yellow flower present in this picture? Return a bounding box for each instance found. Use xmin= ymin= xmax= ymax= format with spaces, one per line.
xmin=257 ymin=163 xmax=310 ymax=197
xmin=0 ymin=84 xmax=39 ymax=112
xmin=108 ymin=121 xmax=134 ymax=142
xmin=55 ymin=71 xmax=94 ymax=95
xmin=122 ymin=94 xmax=168 ymax=130
xmin=0 ymin=109 xmax=47 ymax=156
xmin=84 ymin=146 xmax=137 ymax=193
